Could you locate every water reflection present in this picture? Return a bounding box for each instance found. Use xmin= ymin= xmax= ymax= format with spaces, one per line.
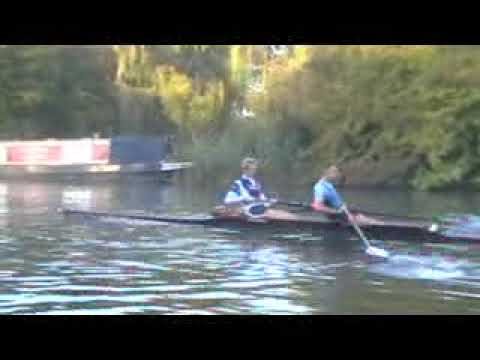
xmin=62 ymin=188 xmax=93 ymax=210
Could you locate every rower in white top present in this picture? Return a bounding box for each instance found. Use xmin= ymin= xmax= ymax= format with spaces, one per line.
xmin=223 ymin=158 xmax=295 ymax=220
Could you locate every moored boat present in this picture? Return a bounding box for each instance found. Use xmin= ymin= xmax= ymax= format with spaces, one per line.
xmin=0 ymin=137 xmax=192 ymax=180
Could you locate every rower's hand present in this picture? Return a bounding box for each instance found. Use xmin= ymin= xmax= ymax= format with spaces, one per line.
xmin=268 ymin=198 xmax=278 ymax=206
xmin=343 ymin=211 xmax=355 ymax=223
xmin=340 ymin=205 xmax=355 ymax=222
xmin=349 ymin=205 xmax=362 ymax=213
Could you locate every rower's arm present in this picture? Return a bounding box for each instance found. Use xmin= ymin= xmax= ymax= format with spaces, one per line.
xmin=311 ymin=201 xmax=341 ymax=215
xmin=224 ymin=182 xmax=256 ymax=206
xmin=225 ymin=193 xmax=254 ymax=206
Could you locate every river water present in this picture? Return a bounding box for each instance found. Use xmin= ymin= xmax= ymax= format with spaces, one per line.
xmin=0 ymin=175 xmax=480 ymax=315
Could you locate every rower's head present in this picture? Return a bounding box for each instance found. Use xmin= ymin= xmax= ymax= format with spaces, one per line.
xmin=242 ymin=157 xmax=259 ymax=177
xmin=323 ymin=166 xmax=344 ymax=185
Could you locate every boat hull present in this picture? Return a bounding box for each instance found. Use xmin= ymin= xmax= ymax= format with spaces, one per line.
xmin=62 ymin=209 xmax=480 ymax=244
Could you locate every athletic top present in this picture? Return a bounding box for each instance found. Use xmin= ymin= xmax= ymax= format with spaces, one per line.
xmin=313 ymin=179 xmax=344 ymax=210
xmin=224 ymin=175 xmax=267 ymax=205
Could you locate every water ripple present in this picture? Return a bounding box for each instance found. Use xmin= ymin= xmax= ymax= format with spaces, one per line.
xmin=1 ymin=181 xmax=480 ymax=314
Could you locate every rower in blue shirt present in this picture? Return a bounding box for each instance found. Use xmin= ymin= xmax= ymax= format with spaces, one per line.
xmin=312 ymin=166 xmax=345 ymax=213
xmin=312 ymin=166 xmax=376 ymax=224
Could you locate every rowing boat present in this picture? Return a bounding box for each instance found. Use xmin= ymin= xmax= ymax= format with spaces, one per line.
xmin=61 ymin=207 xmax=480 ymax=244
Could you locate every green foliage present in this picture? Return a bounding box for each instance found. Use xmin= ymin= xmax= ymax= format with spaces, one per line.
xmin=114 ymin=45 xmax=231 ymax=136
xmin=3 ymin=45 xmax=480 ymax=191
xmin=247 ymin=45 xmax=480 ymax=190
xmin=0 ymin=45 xmax=117 ymax=139
xmin=180 ymin=119 xmax=310 ymax=186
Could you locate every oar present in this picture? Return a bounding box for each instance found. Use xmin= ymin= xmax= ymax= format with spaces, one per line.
xmin=277 ymin=200 xmax=440 ymax=223
xmin=342 ymin=206 xmax=390 ymax=259
xmin=277 ymin=200 xmax=417 ymax=218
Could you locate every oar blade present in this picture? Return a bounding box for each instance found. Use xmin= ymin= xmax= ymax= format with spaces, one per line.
xmin=366 ymin=246 xmax=390 ymax=259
